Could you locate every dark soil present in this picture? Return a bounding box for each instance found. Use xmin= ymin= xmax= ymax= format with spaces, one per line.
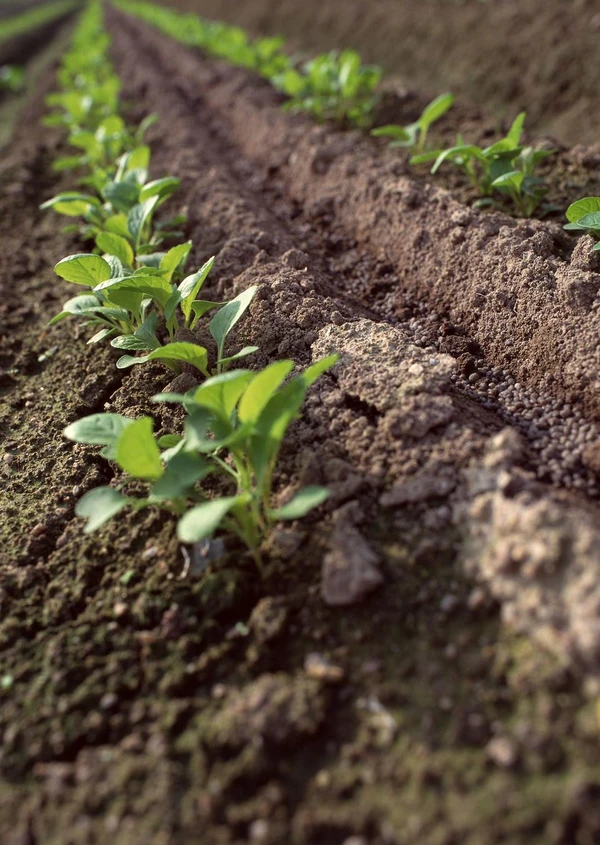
xmin=171 ymin=0 xmax=600 ymax=148
xmin=0 ymin=10 xmax=75 ymax=69
xmin=2 ymin=8 xmax=600 ymax=845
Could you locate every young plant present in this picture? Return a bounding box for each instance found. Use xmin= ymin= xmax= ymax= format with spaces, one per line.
xmin=564 ymin=197 xmax=600 ymax=250
xmin=0 ymin=65 xmax=25 ymax=93
xmin=371 ymin=92 xmax=454 ymax=153
xmin=50 ymin=248 xmax=257 ymax=375
xmin=276 ymin=49 xmax=382 ymax=127
xmin=410 ymin=112 xmax=554 ymax=218
xmin=64 ymin=355 xmax=339 ymax=569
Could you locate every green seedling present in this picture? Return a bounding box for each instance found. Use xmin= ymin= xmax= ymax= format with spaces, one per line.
xmin=50 ymin=247 xmax=257 ymax=374
xmin=276 ymin=49 xmax=382 ymax=127
xmin=0 ymin=65 xmax=25 ymax=93
xmin=64 ymin=355 xmax=339 ymax=569
xmin=371 ymin=92 xmax=454 ymax=153
xmin=411 ymin=112 xmax=553 ymax=217
xmin=564 ymin=197 xmax=600 ymax=250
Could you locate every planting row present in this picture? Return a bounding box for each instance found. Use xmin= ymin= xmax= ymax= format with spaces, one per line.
xmin=0 ymin=0 xmax=76 ymax=42
xmin=42 ymin=0 xmax=337 ymax=568
xmin=117 ymin=0 xmax=600 ymax=234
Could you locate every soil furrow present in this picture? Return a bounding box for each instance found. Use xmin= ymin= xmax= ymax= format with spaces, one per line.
xmin=3 ymin=12 xmax=600 ymax=845
xmin=111 ymin=10 xmax=600 ymax=498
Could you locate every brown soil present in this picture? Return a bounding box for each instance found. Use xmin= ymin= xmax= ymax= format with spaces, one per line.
xmin=2 ymin=9 xmax=600 ymax=845
xmin=0 ymin=10 xmax=75 ymax=69
xmin=171 ymin=0 xmax=600 ymax=148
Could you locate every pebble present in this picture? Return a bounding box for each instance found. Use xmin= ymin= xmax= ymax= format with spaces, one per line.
xmin=486 ymin=735 xmax=519 ymax=768
xmin=304 ymin=653 xmax=345 ymax=683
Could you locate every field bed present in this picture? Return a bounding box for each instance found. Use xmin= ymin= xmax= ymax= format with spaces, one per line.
xmin=2 ymin=7 xmax=600 ymax=845
xmin=170 ymin=0 xmax=600 ymax=147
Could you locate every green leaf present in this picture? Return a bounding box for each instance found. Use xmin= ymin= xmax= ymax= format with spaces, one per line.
xmin=40 ymin=192 xmax=100 ymax=216
xmin=117 ymin=342 xmax=209 ymax=374
xmin=150 ymin=452 xmax=209 ymax=500
xmin=177 ymin=496 xmax=241 ymax=543
xmin=371 ymin=124 xmax=411 ymax=141
xmin=116 ymin=417 xmax=163 ymax=480
xmin=566 ymin=197 xmax=600 ymax=224
xmin=55 ymin=254 xmax=112 ymax=287
xmin=179 ymin=256 xmax=215 ymax=320
xmin=103 ymin=180 xmax=140 ymax=213
xmin=238 ymin=359 xmax=294 ymax=424
xmin=217 ymin=346 xmax=259 ymax=367
xmin=419 ymin=92 xmax=454 ymax=130
xmin=96 ymin=232 xmax=134 ymax=267
xmin=209 ymin=285 xmax=257 ymax=358
xmin=104 ymin=213 xmax=131 ymax=238
xmin=190 ymin=369 xmax=254 ymax=419
xmin=160 ymin=241 xmax=193 ymax=282
xmin=64 ymin=413 xmax=134 ymax=446
xmin=75 ymin=487 xmax=129 ymax=534
xmin=506 ymin=111 xmax=526 ymax=147
xmin=271 ymin=486 xmax=329 ymax=520
xmin=111 ymin=335 xmax=154 ymax=351
xmin=189 ymin=300 xmax=224 ymax=329
xmin=128 ymin=196 xmax=160 ymax=248
xmin=88 ymin=328 xmax=115 ymax=344
xmin=139 ymin=177 xmax=180 ymax=204
xmin=574 ymin=211 xmax=600 ymax=230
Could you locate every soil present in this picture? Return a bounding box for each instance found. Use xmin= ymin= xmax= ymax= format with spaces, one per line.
xmin=2 ymin=7 xmax=600 ymax=845
xmin=171 ymin=0 xmax=600 ymax=148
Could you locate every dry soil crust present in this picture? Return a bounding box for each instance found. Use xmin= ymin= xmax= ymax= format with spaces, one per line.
xmin=2 ymin=13 xmax=600 ymax=845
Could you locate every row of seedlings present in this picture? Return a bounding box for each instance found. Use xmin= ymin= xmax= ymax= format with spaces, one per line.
xmin=41 ymin=0 xmax=338 ymax=571
xmin=115 ymin=0 xmax=600 ymax=228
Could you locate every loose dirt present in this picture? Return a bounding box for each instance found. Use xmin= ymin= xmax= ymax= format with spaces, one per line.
xmin=1 ymin=8 xmax=600 ymax=845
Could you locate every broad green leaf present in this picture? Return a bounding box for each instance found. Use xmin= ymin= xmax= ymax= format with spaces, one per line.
xmin=50 ymin=294 xmax=101 ymax=323
xmin=116 ymin=417 xmax=163 ymax=480
xmin=64 ymin=413 xmax=133 ymax=446
xmin=115 ymin=145 xmax=150 ymax=181
xmin=111 ymin=335 xmax=155 ymax=351
xmin=75 ymin=487 xmax=129 ymax=534
xmin=238 ymin=360 xmax=294 ymax=424
xmin=190 ymin=369 xmax=254 ymax=419
xmin=96 ymin=232 xmax=134 ymax=267
xmin=157 ymin=434 xmax=183 ymax=448
xmin=150 ymin=453 xmax=209 ymax=500
xmin=104 ymin=213 xmax=131 ymax=238
xmin=177 ymin=496 xmax=241 ymax=543
xmin=566 ymin=197 xmax=600 ymax=224
xmin=140 ymin=177 xmax=180 ymax=204
xmin=574 ymin=211 xmax=600 ymax=230
xmin=117 ymin=342 xmax=209 ymax=374
xmin=271 ymin=486 xmax=329 ymax=520
xmin=55 ymin=254 xmax=112 ymax=287
xmin=40 ymin=192 xmax=100 ymax=216
xmin=103 ymin=180 xmax=140 ymax=213
xmin=95 ymin=272 xmax=173 ymax=307
xmin=160 ymin=241 xmax=193 ymax=282
xmin=209 ymin=285 xmax=257 ymax=358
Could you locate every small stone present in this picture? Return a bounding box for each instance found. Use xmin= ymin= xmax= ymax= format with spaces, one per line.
xmin=249 ymin=819 xmax=270 ymax=842
xmin=486 ymin=736 xmax=519 ymax=768
xmin=113 ymin=601 xmax=128 ymax=618
xmin=304 ymin=653 xmax=345 ymax=683
xmin=100 ymin=693 xmax=118 ymax=711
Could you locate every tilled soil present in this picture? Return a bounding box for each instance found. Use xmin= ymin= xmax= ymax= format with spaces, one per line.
xmin=2 ymin=10 xmax=600 ymax=845
xmin=171 ymin=0 xmax=600 ymax=148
